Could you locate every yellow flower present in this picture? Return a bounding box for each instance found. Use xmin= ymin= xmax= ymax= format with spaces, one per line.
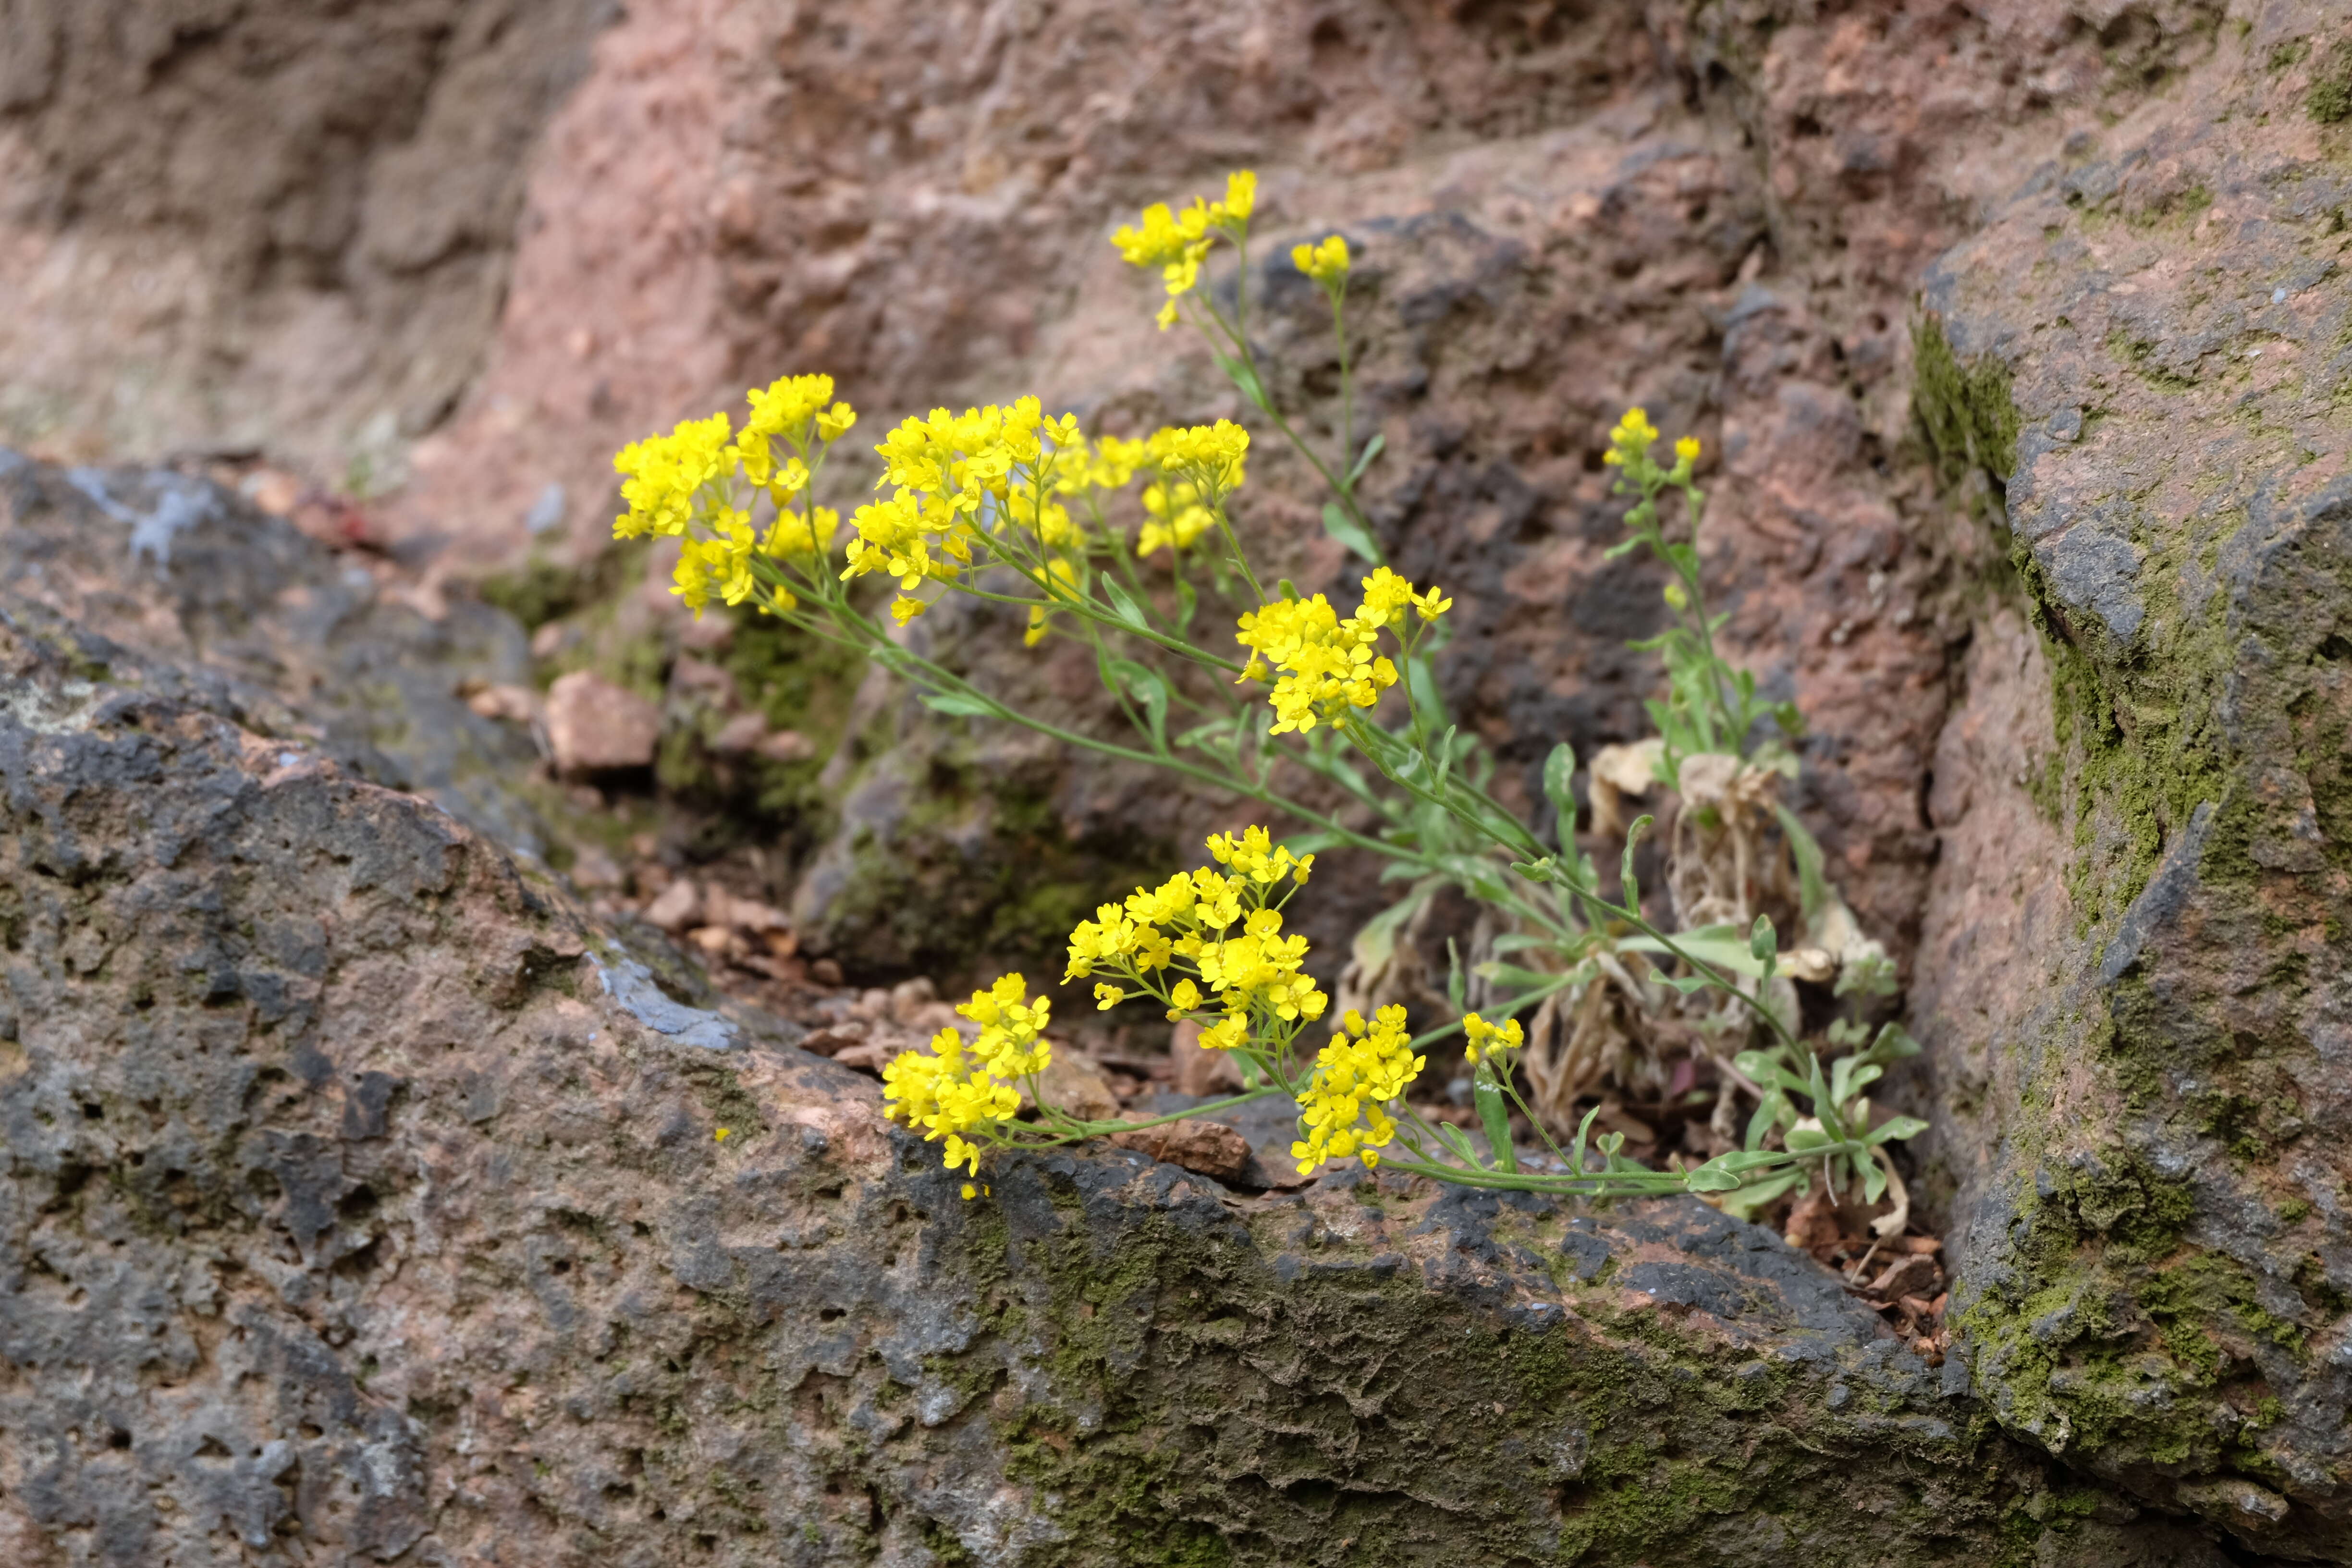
xmin=1233 ymin=579 xmax=1436 ymax=735
xmin=1090 ymin=436 xmax=1148 ymax=490
xmin=1199 ymin=1015 xmax=1250 ymax=1051
xmin=1094 ymin=982 xmax=1127 ymax=1011
xmin=715 ymin=1127 xmax=731 ymax=1142
xmin=1292 ymin=1005 xmax=1424 ymax=1174
xmin=1603 ymin=405 xmax=1663 ymax=471
xmin=959 ymin=974 xmax=1053 ymax=1077
xmin=1675 ymin=435 xmax=1700 ymax=466
xmin=1136 ymin=477 xmax=1215 ymax=559
xmin=1460 ymin=1012 xmax=1523 ymax=1066
xmin=882 ymin=1024 xmax=1026 ymax=1177
xmin=1111 ymin=201 xmax=1212 ymax=268
xmin=745 ymin=374 xmax=847 ymax=443
xmin=614 ymin=411 xmax=734 ymax=540
xmin=1114 ymin=173 xmax=1256 ymax=326
xmin=817 ymin=402 xmax=859 ymax=443
xmin=763 ymin=505 xmax=833 ymax=559
xmin=1217 ymin=170 xmax=1257 ymax=223
xmin=1149 ymin=421 xmax=1250 ymax=499
xmin=1205 ymin=825 xmax=1314 ymax=886
xmin=1292 ymin=233 xmax=1348 ymax=285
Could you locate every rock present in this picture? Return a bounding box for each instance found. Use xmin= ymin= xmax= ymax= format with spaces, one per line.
xmin=709 ymin=711 xmax=767 ymax=754
xmin=1034 ymin=1050 xmax=1121 ymax=1126
xmin=702 ymin=886 xmax=789 ymax=934
xmin=543 ymin=670 xmax=659 ymax=773
xmin=465 ymin=681 xmax=542 ymax=724
xmin=0 ymin=446 xmax=2219 ymax=1566
xmin=642 ymin=877 xmax=700 ymax=933
xmin=754 ymin=727 xmax=816 ymax=762
xmin=1907 ymin=11 xmax=2352 ymax=1555
xmin=1108 ymin=1116 xmax=1253 ymax=1184
xmin=0 ymin=455 xmax=549 ymax=857
xmin=567 ymin=844 xmax=623 ymax=891
xmin=1171 ymin=1017 xmax=1244 ymax=1097
xmin=0 ymin=0 xmax=613 ymax=487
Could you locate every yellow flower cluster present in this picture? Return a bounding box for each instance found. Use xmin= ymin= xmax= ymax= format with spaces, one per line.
xmin=613 ymin=376 xmax=864 ymax=616
xmin=848 ymin=396 xmax=1090 ymax=624
xmin=881 ymin=976 xmax=1054 ymax=1186
xmin=1292 ymin=1005 xmax=1425 ymax=1174
xmin=1065 ymin=828 xmax=1325 ymax=1048
xmin=739 ymin=372 xmax=856 ymax=502
xmin=1292 ymin=234 xmax=1349 ymax=287
xmin=1149 ymin=420 xmax=1250 ymax=502
xmin=1602 ymin=406 xmax=1700 ymax=479
xmin=1234 ymin=567 xmax=1450 ymax=735
xmin=1111 ymin=171 xmax=1257 ymax=329
xmin=670 ymin=502 xmax=840 ymax=614
xmin=614 ymin=412 xmax=734 ymax=541
xmin=1136 ymin=476 xmax=1214 ymax=559
xmin=1460 ymin=1011 xmax=1524 ymax=1066
xmin=1130 ymin=423 xmax=1248 ymax=559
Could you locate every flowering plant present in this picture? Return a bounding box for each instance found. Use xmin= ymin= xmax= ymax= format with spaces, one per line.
xmin=609 ymin=172 xmax=1924 ymax=1214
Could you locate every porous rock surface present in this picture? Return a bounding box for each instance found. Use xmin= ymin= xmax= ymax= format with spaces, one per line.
xmin=1911 ymin=4 xmax=2352 ymax=1553
xmin=0 ymin=466 xmax=2225 ymax=1566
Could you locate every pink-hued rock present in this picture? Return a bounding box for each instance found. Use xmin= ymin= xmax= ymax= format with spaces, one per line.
xmin=543 ymin=669 xmax=659 ymax=773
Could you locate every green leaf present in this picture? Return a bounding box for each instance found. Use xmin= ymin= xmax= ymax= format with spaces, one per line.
xmin=1619 ymin=926 xmax=1768 ymax=980
xmin=1475 ymin=1073 xmax=1518 ymax=1174
xmin=1173 ymin=576 xmax=1198 ymax=631
xmin=1215 ymin=354 xmax=1270 ymax=411
xmin=1446 ymin=938 xmax=1466 ymax=1011
xmin=1683 ymin=1162 xmax=1745 ymax=1193
xmin=1106 ymin=658 xmax=1170 ymax=754
xmin=919 ymin=691 xmax=996 ymax=718
xmin=1861 ymin=1152 xmax=1890 ymax=1204
xmin=1488 ymin=932 xmax=1557 ymax=957
xmin=1784 ymin=1126 xmax=1835 ymax=1154
xmin=1474 ymin=961 xmax=1564 ymax=992
xmin=1347 ymin=432 xmax=1386 ymax=485
xmin=1404 ymin=655 xmax=1450 ymax=730
xmin=1620 ymin=814 xmax=1653 ymax=909
xmin=1543 ymin=741 xmax=1578 ymax=849
xmin=1807 ymin=1054 xmax=1848 ymax=1141
xmin=1715 ymin=1168 xmax=1805 ymax=1220
xmin=1429 ymin=723 xmax=1456 ymax=781
xmin=1569 ymin=1103 xmax=1602 ymax=1174
xmin=1321 ymin=502 xmax=1382 ymax=564
xmin=1101 ymin=576 xmax=1152 ymax=632
xmin=1865 ymin=1115 xmax=1930 ymax=1146
xmin=1348 ymin=886 xmax=1433 ymax=977
xmin=1863 ymin=1022 xmax=1923 ymax=1065
xmin=1750 ymin=914 xmax=1777 ymax=966
xmin=1840 ymin=1062 xmax=1885 ymax=1102
xmin=1774 ymin=803 xmax=1830 ymax=925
